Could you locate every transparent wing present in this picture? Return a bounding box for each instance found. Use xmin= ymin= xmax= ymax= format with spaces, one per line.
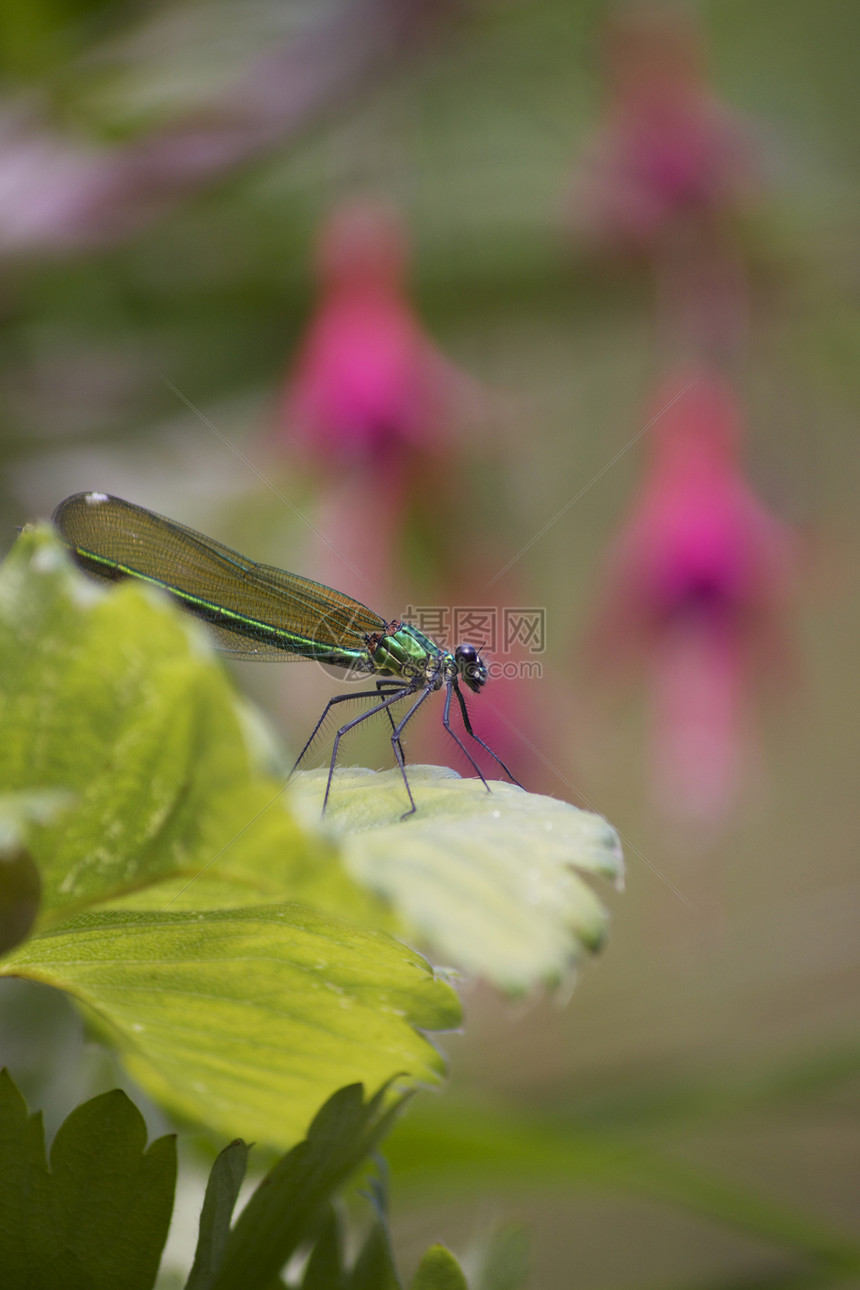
xmin=53 ymin=493 xmax=383 ymax=665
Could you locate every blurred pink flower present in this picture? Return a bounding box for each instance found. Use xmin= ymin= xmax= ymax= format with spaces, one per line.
xmin=270 ymin=198 xmax=482 ymax=596
xmin=275 ymin=199 xmax=459 ymax=466
xmin=588 ymin=368 xmax=796 ymax=824
xmin=570 ymin=8 xmax=756 ymax=256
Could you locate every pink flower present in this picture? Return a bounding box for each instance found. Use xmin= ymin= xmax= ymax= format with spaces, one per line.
xmin=569 ymin=9 xmax=755 ymax=256
xmin=275 ymin=199 xmax=454 ymax=467
xmin=268 ymin=198 xmax=483 ymax=598
xmin=588 ymin=368 xmax=796 ymax=823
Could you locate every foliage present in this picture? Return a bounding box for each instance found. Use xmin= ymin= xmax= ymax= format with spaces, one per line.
xmin=0 ymin=1067 xmax=175 ymax=1290
xmin=0 ymin=526 xmax=620 ymax=1149
xmin=0 ymin=1069 xmax=508 ymax=1290
xmin=295 ymin=764 xmax=622 ymax=991
xmin=0 ymin=524 xmax=624 ymax=1283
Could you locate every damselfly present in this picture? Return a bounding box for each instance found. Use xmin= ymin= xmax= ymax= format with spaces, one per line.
xmin=53 ymin=493 xmax=520 ymax=815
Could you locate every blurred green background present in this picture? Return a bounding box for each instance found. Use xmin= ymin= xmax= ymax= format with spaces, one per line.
xmin=0 ymin=0 xmax=858 ymax=1286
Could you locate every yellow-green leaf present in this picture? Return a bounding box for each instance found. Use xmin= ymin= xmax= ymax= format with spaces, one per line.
xmin=3 ymin=905 xmax=461 ymax=1148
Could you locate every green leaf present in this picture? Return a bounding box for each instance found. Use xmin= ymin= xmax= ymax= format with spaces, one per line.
xmin=347 ymin=1219 xmax=401 ymax=1290
xmin=2 ymin=906 xmax=461 ymax=1148
xmin=0 ymin=528 xmax=367 ymax=929
xmin=410 ymin=1245 xmax=469 ymax=1290
xmin=209 ymin=1084 xmax=401 ymax=1290
xmin=300 ymin=1205 xmax=346 ymax=1290
xmin=474 ymin=1225 xmax=529 ymax=1290
xmin=346 ymin=1166 xmax=401 ymax=1290
xmin=294 ymin=766 xmax=623 ymax=991
xmin=186 ymin=1139 xmax=249 ymax=1290
xmin=0 ymin=527 xmax=248 ymax=919
xmin=0 ymin=1067 xmax=176 ymax=1290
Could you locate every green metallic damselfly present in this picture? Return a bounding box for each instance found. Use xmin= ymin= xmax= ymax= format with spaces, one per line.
xmin=53 ymin=493 xmax=520 ymax=816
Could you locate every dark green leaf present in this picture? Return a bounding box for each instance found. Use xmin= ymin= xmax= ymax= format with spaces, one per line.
xmin=347 ymin=1218 xmax=401 ymax=1290
xmin=186 ymin=1139 xmax=249 ymax=1290
xmin=0 ymin=1068 xmax=176 ymax=1290
xmin=300 ymin=1205 xmax=346 ymax=1290
xmin=210 ymin=1083 xmax=401 ymax=1290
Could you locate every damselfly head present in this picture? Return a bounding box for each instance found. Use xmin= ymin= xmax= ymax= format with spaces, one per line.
xmin=454 ymin=642 xmax=487 ymax=693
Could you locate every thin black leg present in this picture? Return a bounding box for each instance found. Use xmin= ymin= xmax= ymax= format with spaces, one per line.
xmin=324 ymin=686 xmax=414 ymax=812
xmin=377 ymin=679 xmax=406 ymax=764
xmin=441 ymin=682 xmax=490 ymax=789
xmin=291 ymin=683 xmax=406 ymax=776
xmin=389 ymin=685 xmax=436 ymax=817
xmin=453 ymin=681 xmax=523 ymax=788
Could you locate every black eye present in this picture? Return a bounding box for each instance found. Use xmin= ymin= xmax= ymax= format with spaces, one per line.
xmin=455 ymin=644 xmax=477 ymax=665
